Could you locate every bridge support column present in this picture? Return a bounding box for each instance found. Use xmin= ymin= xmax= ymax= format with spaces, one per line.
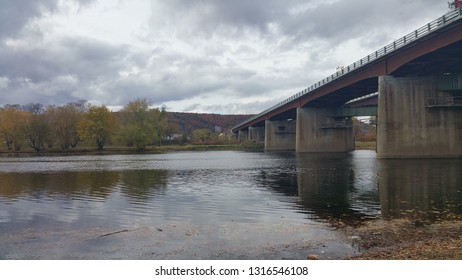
xmin=237 ymin=130 xmax=249 ymax=143
xmin=248 ymin=126 xmax=265 ymax=143
xmin=296 ymin=108 xmax=354 ymax=153
xmin=265 ymin=120 xmax=296 ymax=151
xmin=377 ymin=76 xmax=462 ymax=158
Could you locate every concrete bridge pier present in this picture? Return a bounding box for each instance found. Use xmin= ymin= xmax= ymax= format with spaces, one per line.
xmin=377 ymin=75 xmax=462 ymax=158
xmin=296 ymin=107 xmax=355 ymax=153
xmin=248 ymin=126 xmax=265 ymax=143
xmin=237 ymin=130 xmax=249 ymax=143
xmin=265 ymin=120 xmax=296 ymax=151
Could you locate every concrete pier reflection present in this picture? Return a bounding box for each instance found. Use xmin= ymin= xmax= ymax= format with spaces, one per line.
xmin=378 ymin=158 xmax=462 ymax=220
xmin=296 ymin=152 xmax=380 ymax=224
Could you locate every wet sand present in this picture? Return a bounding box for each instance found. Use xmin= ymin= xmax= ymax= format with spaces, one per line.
xmin=0 ymin=221 xmax=356 ymax=260
xmin=3 ymin=218 xmax=462 ymax=260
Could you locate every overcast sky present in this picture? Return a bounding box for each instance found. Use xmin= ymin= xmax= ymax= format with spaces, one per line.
xmin=0 ymin=0 xmax=450 ymax=114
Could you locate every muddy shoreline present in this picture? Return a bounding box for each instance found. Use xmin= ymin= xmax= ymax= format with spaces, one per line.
xmin=0 ymin=221 xmax=355 ymax=260
xmin=2 ymin=218 xmax=461 ymax=260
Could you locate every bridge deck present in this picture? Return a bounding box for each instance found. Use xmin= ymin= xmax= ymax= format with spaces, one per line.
xmin=233 ymin=8 xmax=462 ymax=132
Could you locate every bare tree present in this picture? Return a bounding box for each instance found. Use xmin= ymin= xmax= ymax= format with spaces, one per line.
xmin=46 ymin=101 xmax=86 ymax=150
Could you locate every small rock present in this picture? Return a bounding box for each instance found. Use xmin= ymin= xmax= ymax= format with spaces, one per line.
xmin=413 ymin=220 xmax=425 ymax=227
xmin=307 ymin=255 xmax=319 ymax=260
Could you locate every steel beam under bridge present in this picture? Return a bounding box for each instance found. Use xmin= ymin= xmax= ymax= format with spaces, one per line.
xmin=332 ymin=107 xmax=377 ymax=117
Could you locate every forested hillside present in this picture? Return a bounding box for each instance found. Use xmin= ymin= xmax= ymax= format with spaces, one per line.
xmin=166 ymin=112 xmax=253 ymax=135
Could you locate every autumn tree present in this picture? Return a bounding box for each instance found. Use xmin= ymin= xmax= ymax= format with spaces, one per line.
xmin=20 ymin=103 xmax=51 ymax=152
xmin=46 ymin=100 xmax=87 ymax=150
xmin=26 ymin=112 xmax=51 ymax=151
xmin=118 ymin=98 xmax=167 ymax=150
xmin=191 ymin=128 xmax=214 ymax=143
xmin=77 ymin=105 xmax=117 ymax=150
xmin=0 ymin=106 xmax=28 ymax=151
xmin=156 ymin=105 xmax=169 ymax=145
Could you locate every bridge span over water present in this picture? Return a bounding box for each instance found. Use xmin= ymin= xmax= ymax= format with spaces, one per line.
xmin=232 ymin=8 xmax=462 ymax=158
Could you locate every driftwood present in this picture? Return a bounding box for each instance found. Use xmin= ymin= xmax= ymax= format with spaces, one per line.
xmin=98 ymin=229 xmax=129 ymax=238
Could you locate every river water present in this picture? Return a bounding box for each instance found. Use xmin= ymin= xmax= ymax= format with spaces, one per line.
xmin=1 ymin=150 xmax=461 ymax=259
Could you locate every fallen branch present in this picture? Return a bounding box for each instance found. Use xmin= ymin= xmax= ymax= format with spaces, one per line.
xmin=99 ymin=229 xmax=129 ymax=238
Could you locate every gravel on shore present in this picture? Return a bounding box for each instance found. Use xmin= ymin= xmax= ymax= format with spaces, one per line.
xmin=342 ymin=218 xmax=462 ymax=260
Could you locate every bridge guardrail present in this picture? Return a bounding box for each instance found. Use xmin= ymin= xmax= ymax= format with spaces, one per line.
xmin=233 ymin=8 xmax=462 ymax=131
xmin=425 ymin=96 xmax=462 ymax=107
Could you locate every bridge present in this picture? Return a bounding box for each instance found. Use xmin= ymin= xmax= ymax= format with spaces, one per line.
xmin=232 ymin=8 xmax=462 ymax=158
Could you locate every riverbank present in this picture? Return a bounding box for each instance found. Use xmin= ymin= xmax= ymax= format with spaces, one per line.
xmin=343 ymin=218 xmax=462 ymax=259
xmin=1 ymin=141 xmax=377 ymax=156
xmin=0 ymin=143 xmax=265 ymax=156
xmin=354 ymin=141 xmax=376 ymax=150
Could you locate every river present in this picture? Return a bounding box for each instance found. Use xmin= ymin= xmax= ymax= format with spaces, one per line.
xmin=1 ymin=150 xmax=461 ymax=259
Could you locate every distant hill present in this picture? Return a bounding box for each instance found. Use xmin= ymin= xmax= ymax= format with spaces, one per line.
xmin=166 ymin=112 xmax=253 ymax=135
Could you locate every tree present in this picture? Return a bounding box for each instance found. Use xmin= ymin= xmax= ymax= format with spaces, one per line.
xmin=0 ymin=107 xmax=28 ymax=151
xmin=46 ymin=101 xmax=86 ymax=150
xmin=25 ymin=112 xmax=51 ymax=152
xmin=19 ymin=103 xmax=52 ymax=152
xmin=191 ymin=128 xmax=214 ymax=143
xmin=22 ymin=103 xmax=45 ymax=114
xmin=118 ymin=98 xmax=166 ymax=150
xmin=151 ymin=105 xmax=168 ymax=146
xmin=353 ymin=117 xmax=376 ymax=142
xmin=78 ymin=105 xmax=117 ymax=150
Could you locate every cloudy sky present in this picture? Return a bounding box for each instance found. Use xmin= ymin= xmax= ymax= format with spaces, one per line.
xmin=0 ymin=0 xmax=450 ymax=114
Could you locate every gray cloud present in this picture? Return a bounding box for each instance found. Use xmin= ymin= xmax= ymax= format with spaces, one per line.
xmin=0 ymin=35 xmax=128 ymax=104
xmin=0 ymin=0 xmax=97 ymax=40
xmin=150 ymin=0 xmax=445 ymax=43
xmin=0 ymin=0 xmax=56 ymax=39
xmin=0 ymin=0 xmax=452 ymax=113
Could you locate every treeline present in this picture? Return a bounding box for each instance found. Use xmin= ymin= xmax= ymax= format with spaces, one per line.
xmin=166 ymin=112 xmax=252 ymax=136
xmin=0 ymin=99 xmax=169 ymax=152
xmin=1 ymin=99 xmax=375 ymax=152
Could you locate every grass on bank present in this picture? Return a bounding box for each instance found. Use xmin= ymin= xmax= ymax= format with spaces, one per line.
xmin=355 ymin=141 xmax=376 ymax=150
xmin=0 ymin=141 xmax=376 ymax=156
xmin=0 ymin=142 xmax=265 ymax=156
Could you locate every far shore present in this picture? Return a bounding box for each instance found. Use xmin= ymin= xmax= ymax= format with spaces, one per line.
xmin=0 ymin=143 xmax=265 ymax=156
xmin=0 ymin=141 xmax=376 ymax=157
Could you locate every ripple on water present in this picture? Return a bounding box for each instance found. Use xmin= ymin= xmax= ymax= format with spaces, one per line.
xmin=1 ymin=150 xmax=462 ymax=259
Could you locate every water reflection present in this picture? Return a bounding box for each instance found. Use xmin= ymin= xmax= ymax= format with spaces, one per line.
xmin=378 ymin=159 xmax=462 ymax=221
xmin=1 ymin=151 xmax=462 ymax=229
xmin=256 ymin=153 xmax=299 ymax=197
xmin=296 ymin=152 xmax=380 ymax=224
xmin=0 ymin=171 xmax=119 ymax=199
xmin=2 ymin=151 xmax=462 ymax=259
xmin=119 ymin=170 xmax=168 ymax=201
xmin=295 ymin=151 xmax=462 ymax=224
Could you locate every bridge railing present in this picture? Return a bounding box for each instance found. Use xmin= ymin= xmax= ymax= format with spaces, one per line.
xmin=233 ymin=8 xmax=462 ymax=131
xmin=425 ymin=96 xmax=462 ymax=107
